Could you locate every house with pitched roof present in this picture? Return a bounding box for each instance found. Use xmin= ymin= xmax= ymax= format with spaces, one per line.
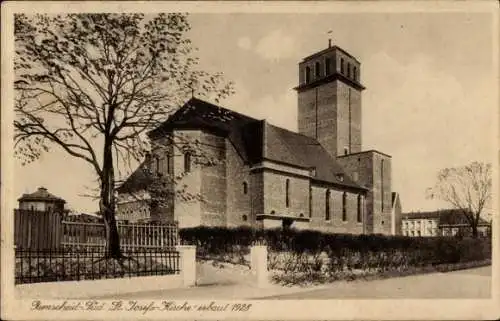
xmin=117 ymin=43 xmax=402 ymax=235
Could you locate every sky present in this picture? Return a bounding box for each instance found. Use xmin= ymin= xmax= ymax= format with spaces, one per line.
xmin=13 ymin=11 xmax=497 ymax=214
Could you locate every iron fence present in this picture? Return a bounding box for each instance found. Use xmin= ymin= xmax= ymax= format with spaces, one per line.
xmin=15 ymin=247 xmax=180 ymax=284
xmin=61 ymin=220 xmax=179 ymax=250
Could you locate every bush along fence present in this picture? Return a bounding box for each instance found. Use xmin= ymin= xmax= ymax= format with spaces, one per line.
xmin=14 ymin=210 xmax=182 ymax=284
xmin=179 ymin=226 xmax=492 ymax=285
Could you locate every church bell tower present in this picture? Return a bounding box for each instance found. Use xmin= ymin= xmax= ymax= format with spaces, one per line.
xmin=294 ymin=41 xmax=365 ymax=158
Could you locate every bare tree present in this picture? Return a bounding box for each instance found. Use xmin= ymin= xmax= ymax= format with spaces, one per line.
xmin=426 ymin=161 xmax=491 ymax=238
xmin=14 ymin=13 xmax=233 ymax=259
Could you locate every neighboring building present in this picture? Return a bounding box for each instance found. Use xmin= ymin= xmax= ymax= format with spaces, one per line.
xmin=18 ymin=187 xmax=66 ymax=212
xmin=117 ymin=42 xmax=400 ymax=235
xmin=401 ymin=209 xmax=491 ymax=237
xmin=65 ymin=212 xmax=103 ymax=223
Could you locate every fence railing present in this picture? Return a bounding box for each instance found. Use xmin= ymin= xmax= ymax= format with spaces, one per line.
xmin=61 ymin=221 xmax=179 ymax=250
xmin=15 ymin=247 xmax=180 ymax=284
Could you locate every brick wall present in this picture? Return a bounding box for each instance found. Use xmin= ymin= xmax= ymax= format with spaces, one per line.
xmin=336 ymin=81 xmax=362 ymax=156
xmin=151 ymin=135 xmax=175 ymax=222
xmin=225 ymin=140 xmax=252 ymax=227
xmin=171 ymin=129 xmax=202 ymax=228
xmin=199 ymin=132 xmax=227 ymax=226
xmin=371 ymin=153 xmax=392 ymax=235
xmin=261 ymin=168 xmax=310 ymax=218
xmin=336 ymin=151 xmax=392 ymax=235
xmin=309 ymin=185 xmax=363 ymax=234
xmin=297 ymin=82 xmax=338 ymax=159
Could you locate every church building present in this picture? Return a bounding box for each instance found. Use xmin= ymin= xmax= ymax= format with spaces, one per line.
xmin=117 ymin=43 xmax=401 ymax=235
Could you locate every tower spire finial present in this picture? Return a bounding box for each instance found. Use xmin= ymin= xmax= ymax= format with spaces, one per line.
xmin=327 ymin=30 xmax=333 ymax=48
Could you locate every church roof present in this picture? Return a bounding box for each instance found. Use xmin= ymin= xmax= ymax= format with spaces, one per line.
xmin=18 ymin=187 xmax=65 ymax=203
xmin=121 ymin=98 xmax=365 ymax=192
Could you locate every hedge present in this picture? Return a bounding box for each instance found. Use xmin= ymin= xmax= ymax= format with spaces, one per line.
xmin=179 ymin=226 xmax=491 ymax=270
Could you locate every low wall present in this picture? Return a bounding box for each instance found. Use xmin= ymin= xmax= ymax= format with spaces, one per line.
xmin=16 ymin=274 xmax=184 ymax=299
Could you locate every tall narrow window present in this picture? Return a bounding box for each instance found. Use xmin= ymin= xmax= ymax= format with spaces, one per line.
xmin=167 ymin=155 xmax=173 ymax=174
xmin=184 ymin=152 xmax=191 ymax=173
xmin=353 ymin=66 xmax=357 ymax=81
xmin=243 ymin=182 xmax=248 ymax=195
xmin=325 ymin=189 xmax=331 ymax=221
xmin=305 ymin=66 xmax=311 ymax=83
xmin=381 ymin=159 xmax=384 ymax=211
xmin=285 ymin=179 xmax=290 ymax=208
xmin=357 ymin=195 xmax=362 ymax=222
xmin=155 ymin=157 xmax=160 ymax=175
xmin=347 ymin=64 xmax=351 ymax=78
xmin=325 ymin=58 xmax=331 ymax=75
xmin=315 ymin=61 xmax=321 ymax=78
xmin=309 ymin=185 xmax=313 ymax=218
xmin=342 ymin=192 xmax=347 ymax=221
xmin=340 ymin=58 xmax=345 ymax=74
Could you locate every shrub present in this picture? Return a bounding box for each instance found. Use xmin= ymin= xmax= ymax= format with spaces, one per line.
xmin=180 ymin=226 xmax=491 ymax=276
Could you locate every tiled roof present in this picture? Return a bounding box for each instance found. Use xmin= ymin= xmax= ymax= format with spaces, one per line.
xmin=120 ymin=98 xmax=365 ymax=192
xmin=261 ymin=122 xmax=362 ymax=189
xmin=18 ymin=187 xmax=65 ymax=203
xmin=402 ymin=209 xmax=490 ymax=226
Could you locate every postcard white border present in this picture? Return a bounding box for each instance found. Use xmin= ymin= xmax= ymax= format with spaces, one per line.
xmin=1 ymin=1 xmax=499 ymax=320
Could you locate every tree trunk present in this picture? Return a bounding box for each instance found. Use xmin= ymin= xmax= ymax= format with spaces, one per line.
xmin=100 ymin=139 xmax=121 ymax=258
xmin=471 ymin=223 xmax=478 ymax=238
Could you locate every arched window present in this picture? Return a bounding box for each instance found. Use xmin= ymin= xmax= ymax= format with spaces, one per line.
xmin=184 ymin=152 xmax=191 ymax=173
xmin=325 ymin=57 xmax=331 ymax=75
xmin=315 ymin=61 xmax=321 ymax=78
xmin=325 ymin=189 xmax=331 ymax=221
xmin=347 ymin=64 xmax=351 ymax=78
xmin=353 ymin=66 xmax=357 ymax=81
xmin=285 ymin=179 xmax=290 ymax=208
xmin=243 ymin=182 xmax=248 ymax=195
xmin=340 ymin=58 xmax=345 ymax=74
xmin=357 ymin=194 xmax=362 ymax=223
xmin=305 ymin=66 xmax=311 ymax=83
xmin=342 ymin=192 xmax=347 ymax=221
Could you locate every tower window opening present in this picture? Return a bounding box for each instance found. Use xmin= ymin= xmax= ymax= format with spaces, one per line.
xmin=325 ymin=58 xmax=331 ymax=75
xmin=342 ymin=192 xmax=347 ymax=221
xmin=340 ymin=58 xmax=345 ymax=74
xmin=353 ymin=66 xmax=357 ymax=81
xmin=305 ymin=66 xmax=311 ymax=83
xmin=325 ymin=189 xmax=331 ymax=221
xmin=347 ymin=64 xmax=351 ymax=78
xmin=315 ymin=61 xmax=321 ymax=78
xmin=243 ymin=181 xmax=248 ymax=194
